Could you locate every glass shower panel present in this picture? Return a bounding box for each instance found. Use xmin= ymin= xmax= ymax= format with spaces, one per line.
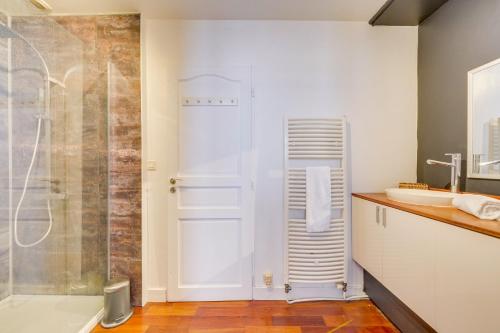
xmin=6 ymin=15 xmax=108 ymax=296
xmin=10 ymin=28 xmax=45 ymax=295
xmin=0 ymin=12 xmax=9 ymax=302
xmin=0 ymin=1 xmax=108 ymax=331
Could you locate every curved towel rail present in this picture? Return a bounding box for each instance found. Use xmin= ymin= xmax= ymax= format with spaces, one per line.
xmin=284 ymin=117 xmax=347 ymax=292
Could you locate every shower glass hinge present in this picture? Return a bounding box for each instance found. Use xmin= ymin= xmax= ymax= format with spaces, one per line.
xmin=284 ymin=283 xmax=292 ymax=293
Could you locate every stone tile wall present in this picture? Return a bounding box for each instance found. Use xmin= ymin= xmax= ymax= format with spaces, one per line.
xmin=55 ymin=14 xmax=142 ymax=304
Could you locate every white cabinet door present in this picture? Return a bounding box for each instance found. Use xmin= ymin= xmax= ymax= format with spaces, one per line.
xmin=434 ymin=222 xmax=500 ymax=333
xmin=382 ymin=207 xmax=437 ymax=328
xmin=352 ymin=197 xmax=383 ymax=281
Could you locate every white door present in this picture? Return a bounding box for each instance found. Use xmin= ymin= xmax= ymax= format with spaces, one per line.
xmin=167 ymin=67 xmax=254 ymax=301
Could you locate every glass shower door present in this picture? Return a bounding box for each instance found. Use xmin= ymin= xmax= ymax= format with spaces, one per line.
xmin=9 ymin=15 xmax=108 ymax=296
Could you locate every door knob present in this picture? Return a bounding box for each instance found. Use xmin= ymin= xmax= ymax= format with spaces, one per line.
xmin=170 ymin=187 xmax=176 ymax=193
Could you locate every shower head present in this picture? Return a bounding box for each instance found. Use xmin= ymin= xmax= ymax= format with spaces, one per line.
xmin=0 ymin=24 xmax=19 ymax=39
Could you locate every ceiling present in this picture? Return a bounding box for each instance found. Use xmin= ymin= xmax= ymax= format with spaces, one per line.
xmin=44 ymin=0 xmax=388 ymax=21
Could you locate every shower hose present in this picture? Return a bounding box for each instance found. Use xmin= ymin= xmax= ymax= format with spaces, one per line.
xmin=14 ymin=115 xmax=53 ymax=248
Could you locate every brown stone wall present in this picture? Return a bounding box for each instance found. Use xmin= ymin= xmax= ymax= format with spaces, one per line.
xmin=102 ymin=15 xmax=142 ymax=305
xmin=55 ymin=14 xmax=142 ymax=305
xmin=103 ymin=14 xmax=141 ymax=305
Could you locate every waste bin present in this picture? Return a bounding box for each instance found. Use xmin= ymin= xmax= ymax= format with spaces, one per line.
xmin=101 ymin=278 xmax=133 ymax=328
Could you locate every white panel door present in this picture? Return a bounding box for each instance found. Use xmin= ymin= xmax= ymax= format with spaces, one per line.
xmin=167 ymin=67 xmax=253 ymax=301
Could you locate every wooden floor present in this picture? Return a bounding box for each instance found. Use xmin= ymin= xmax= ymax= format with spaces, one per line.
xmin=92 ymin=300 xmax=399 ymax=333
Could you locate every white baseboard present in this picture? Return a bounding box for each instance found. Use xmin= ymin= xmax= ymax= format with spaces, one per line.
xmin=145 ymin=288 xmax=168 ymax=302
xmin=145 ymin=286 xmax=286 ymax=302
xmin=347 ymin=283 xmax=365 ymax=298
xmin=253 ymin=286 xmax=285 ymax=300
xmin=80 ymin=308 xmax=104 ymax=333
xmin=142 ymin=284 xmax=364 ymax=303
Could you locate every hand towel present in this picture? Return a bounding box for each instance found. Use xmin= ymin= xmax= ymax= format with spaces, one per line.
xmin=306 ymin=166 xmax=331 ymax=232
xmin=452 ymin=194 xmax=500 ymax=220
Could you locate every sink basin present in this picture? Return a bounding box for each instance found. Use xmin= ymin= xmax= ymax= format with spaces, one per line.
xmin=385 ymin=188 xmax=460 ymax=207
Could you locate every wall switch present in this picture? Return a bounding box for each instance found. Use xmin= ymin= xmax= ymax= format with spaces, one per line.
xmin=147 ymin=160 xmax=157 ymax=171
xmin=263 ymin=272 xmax=273 ymax=287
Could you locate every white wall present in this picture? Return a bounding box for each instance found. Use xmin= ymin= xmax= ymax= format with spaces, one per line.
xmin=142 ymin=19 xmax=418 ymax=302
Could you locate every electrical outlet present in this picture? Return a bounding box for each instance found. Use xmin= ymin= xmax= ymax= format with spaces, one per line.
xmin=263 ymin=272 xmax=273 ymax=287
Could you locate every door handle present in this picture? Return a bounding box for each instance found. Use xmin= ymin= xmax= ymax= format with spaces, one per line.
xmin=376 ymin=206 xmax=380 ymax=224
xmin=170 ymin=178 xmax=183 ymax=193
xmin=170 ymin=177 xmax=183 ymax=185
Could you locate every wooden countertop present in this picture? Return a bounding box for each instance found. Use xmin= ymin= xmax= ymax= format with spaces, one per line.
xmin=353 ymin=193 xmax=500 ymax=239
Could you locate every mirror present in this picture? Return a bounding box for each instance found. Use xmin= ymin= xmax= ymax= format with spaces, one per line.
xmin=468 ymin=58 xmax=500 ymax=179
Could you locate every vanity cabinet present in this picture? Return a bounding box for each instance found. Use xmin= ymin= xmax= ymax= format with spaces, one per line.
xmin=352 ymin=196 xmax=500 ymax=333
xmin=352 ymin=197 xmax=436 ymax=327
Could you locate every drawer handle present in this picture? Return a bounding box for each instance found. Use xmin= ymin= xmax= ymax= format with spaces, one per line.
xmin=382 ymin=208 xmax=387 ymax=227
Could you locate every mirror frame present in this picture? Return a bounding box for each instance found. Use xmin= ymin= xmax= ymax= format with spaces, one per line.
xmin=467 ymin=57 xmax=500 ymax=180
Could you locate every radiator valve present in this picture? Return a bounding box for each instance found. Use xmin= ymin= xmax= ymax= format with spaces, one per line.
xmin=336 ymin=282 xmax=348 ymax=292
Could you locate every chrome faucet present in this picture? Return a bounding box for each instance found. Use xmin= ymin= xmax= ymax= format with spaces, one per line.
xmin=426 ymin=153 xmax=462 ymax=193
xmin=479 ymin=159 xmax=500 ymax=167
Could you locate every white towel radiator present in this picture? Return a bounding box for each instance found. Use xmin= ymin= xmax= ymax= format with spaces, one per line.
xmin=284 ymin=117 xmax=348 ymax=300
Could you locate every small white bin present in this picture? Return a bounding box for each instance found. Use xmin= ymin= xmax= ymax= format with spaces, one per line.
xmin=101 ymin=278 xmax=133 ymax=328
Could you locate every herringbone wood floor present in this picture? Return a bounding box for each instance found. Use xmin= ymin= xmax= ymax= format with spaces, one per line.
xmin=92 ymin=300 xmax=399 ymax=333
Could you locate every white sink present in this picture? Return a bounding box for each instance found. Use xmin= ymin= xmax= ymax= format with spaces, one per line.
xmin=385 ymin=188 xmax=460 ymax=207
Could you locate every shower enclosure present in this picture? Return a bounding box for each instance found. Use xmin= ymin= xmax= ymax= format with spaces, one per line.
xmin=0 ymin=2 xmax=109 ymax=332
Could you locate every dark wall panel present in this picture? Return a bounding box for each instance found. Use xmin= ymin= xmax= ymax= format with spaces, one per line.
xmin=370 ymin=0 xmax=448 ymax=26
xmin=418 ymin=0 xmax=500 ymax=195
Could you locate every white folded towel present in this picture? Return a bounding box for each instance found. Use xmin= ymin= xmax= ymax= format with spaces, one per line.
xmin=452 ymin=194 xmax=500 ymax=220
xmin=306 ymin=166 xmax=331 ymax=232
